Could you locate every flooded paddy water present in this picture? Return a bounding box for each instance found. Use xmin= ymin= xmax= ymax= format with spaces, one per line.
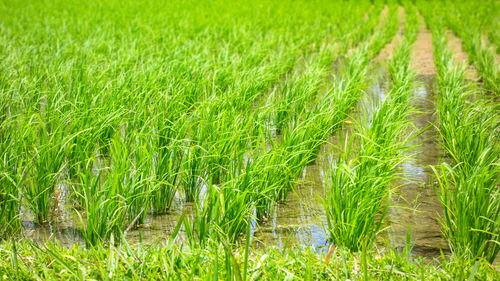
xmin=387 ymin=74 xmax=449 ymax=258
xmin=252 ymin=70 xmax=449 ymax=260
xmin=19 ymin=11 xmax=454 ymax=260
xmin=20 ymin=69 xmax=450 ymax=262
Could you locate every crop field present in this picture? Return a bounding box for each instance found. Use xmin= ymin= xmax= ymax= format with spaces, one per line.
xmin=0 ymin=0 xmax=499 ymax=279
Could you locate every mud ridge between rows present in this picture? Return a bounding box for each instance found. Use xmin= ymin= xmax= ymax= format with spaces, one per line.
xmin=446 ymin=31 xmax=478 ymax=81
xmin=410 ymin=14 xmax=435 ymax=76
xmin=377 ymin=6 xmax=406 ymax=60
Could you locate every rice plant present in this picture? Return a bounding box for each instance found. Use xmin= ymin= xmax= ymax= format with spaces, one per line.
xmin=108 ymin=131 xmax=153 ymax=227
xmin=20 ymin=114 xmax=69 ymax=224
xmin=0 ymin=0 xmax=498 ymax=277
xmin=72 ymin=158 xmax=124 ymax=247
xmin=323 ymin=17 xmax=417 ymax=250
xmin=431 ymin=32 xmax=500 ymax=262
xmin=0 ymin=119 xmax=22 ymax=237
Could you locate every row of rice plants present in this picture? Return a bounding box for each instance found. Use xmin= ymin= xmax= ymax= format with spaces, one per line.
xmin=253 ymin=2 xmax=403 ymax=214
xmin=150 ymin=2 xmax=376 ymax=224
xmin=180 ymin=4 xmax=382 ymax=246
xmin=424 ymin=11 xmax=500 ymax=263
xmin=323 ymin=3 xmax=419 ymax=251
xmin=252 ymin=2 xmax=402 ymax=217
xmin=147 ymin=0 xmax=384 ymax=203
xmin=182 ymin=3 xmax=404 ymax=247
xmin=433 ymin=0 xmax=499 ymax=95
xmin=0 ymin=0 xmax=379 ymax=245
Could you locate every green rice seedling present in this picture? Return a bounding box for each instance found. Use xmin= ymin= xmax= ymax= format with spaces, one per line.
xmin=0 ymin=165 xmax=21 ymax=238
xmin=66 ymin=108 xmax=124 ymax=181
xmin=208 ymin=115 xmax=251 ymax=184
xmin=72 ymin=157 xmax=124 ymax=247
xmin=107 ymin=131 xmax=153 ymax=227
xmin=184 ymin=174 xmax=255 ymax=247
xmin=151 ymin=128 xmax=184 ymax=213
xmin=402 ymin=3 xmax=419 ymax=43
xmin=271 ymin=57 xmax=327 ymax=134
xmin=433 ymin=161 xmax=500 ymax=263
xmin=0 ymin=121 xmax=22 ymax=238
xmin=20 ymin=114 xmax=69 ymax=224
xmin=323 ymin=27 xmax=416 ymax=250
xmin=180 ymin=142 xmax=207 ymax=203
xmin=323 ymin=97 xmax=414 ymax=250
xmin=188 ymin=104 xmax=247 ymax=185
xmin=253 ymin=149 xmax=297 ymax=217
xmin=476 ymin=47 xmax=499 ymax=94
xmin=431 ymin=42 xmax=500 ymax=262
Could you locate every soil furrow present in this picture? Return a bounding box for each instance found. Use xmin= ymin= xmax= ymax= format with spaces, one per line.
xmin=410 ymin=15 xmax=435 ymax=76
xmin=377 ymin=6 xmax=405 ymax=60
xmin=447 ymin=31 xmax=478 ymax=81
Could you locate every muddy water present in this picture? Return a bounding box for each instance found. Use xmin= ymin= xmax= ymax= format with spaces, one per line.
xmin=21 ymin=73 xmax=447 ymax=260
xmin=251 ymin=134 xmax=332 ymax=252
xmin=252 ymin=72 xmax=447 ymax=259
xmin=387 ymin=75 xmax=449 ymax=259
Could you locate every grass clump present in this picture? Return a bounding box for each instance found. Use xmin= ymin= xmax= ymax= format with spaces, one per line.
xmin=323 ymin=7 xmax=418 ymax=251
xmin=0 ymin=239 xmax=499 ymax=280
xmin=429 ymin=25 xmax=500 ymax=262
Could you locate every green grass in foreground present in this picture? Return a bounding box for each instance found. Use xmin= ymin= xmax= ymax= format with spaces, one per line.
xmin=0 ymin=239 xmax=499 ymax=280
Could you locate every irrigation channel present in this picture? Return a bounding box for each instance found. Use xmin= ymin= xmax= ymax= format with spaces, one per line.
xmin=21 ymin=65 xmax=450 ymax=261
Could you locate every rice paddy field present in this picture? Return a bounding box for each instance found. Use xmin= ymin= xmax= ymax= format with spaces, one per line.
xmin=1 ymin=0 xmax=499 ymax=279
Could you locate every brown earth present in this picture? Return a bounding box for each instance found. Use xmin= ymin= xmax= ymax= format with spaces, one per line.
xmin=447 ymin=32 xmax=478 ymax=81
xmin=380 ymin=5 xmax=389 ymax=19
xmin=377 ymin=6 xmax=406 ymax=60
xmin=410 ymin=16 xmax=436 ymax=76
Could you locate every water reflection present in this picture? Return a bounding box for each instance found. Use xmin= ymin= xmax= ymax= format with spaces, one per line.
xmin=19 ymin=74 xmax=448 ymax=260
xmin=387 ymin=75 xmax=449 ymax=259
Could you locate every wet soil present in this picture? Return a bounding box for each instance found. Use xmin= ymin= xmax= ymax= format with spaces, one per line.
xmin=410 ymin=17 xmax=436 ymax=76
xmin=377 ymin=6 xmax=406 ymax=60
xmin=387 ymin=75 xmax=449 ymax=259
xmin=447 ymin=32 xmax=478 ymax=81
